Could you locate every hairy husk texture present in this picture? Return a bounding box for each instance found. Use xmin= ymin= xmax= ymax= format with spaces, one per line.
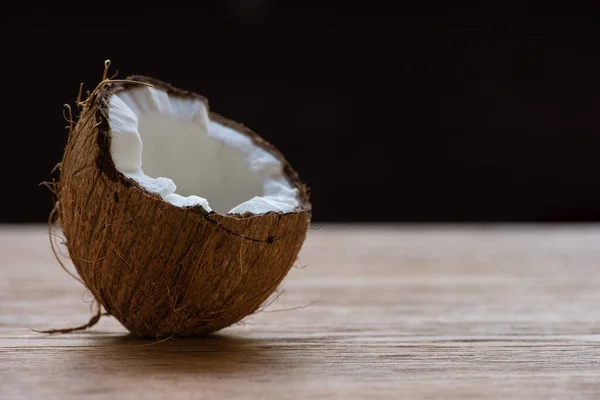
xmin=57 ymin=77 xmax=310 ymax=338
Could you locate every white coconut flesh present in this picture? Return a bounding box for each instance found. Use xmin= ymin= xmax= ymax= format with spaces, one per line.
xmin=107 ymin=86 xmax=300 ymax=215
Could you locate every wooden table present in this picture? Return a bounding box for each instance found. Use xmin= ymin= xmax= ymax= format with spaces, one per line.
xmin=1 ymin=225 xmax=600 ymax=399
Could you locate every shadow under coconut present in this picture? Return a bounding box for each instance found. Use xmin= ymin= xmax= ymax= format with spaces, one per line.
xmin=68 ymin=333 xmax=301 ymax=376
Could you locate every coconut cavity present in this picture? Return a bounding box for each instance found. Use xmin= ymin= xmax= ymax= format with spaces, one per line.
xmin=108 ymin=86 xmax=300 ymax=214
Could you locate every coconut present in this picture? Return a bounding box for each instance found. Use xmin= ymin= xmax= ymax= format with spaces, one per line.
xmin=51 ymin=65 xmax=310 ymax=338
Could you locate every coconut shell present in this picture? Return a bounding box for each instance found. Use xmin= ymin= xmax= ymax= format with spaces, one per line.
xmin=56 ymin=76 xmax=311 ymax=338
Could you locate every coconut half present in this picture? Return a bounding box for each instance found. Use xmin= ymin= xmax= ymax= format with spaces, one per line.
xmin=56 ymin=75 xmax=310 ymax=338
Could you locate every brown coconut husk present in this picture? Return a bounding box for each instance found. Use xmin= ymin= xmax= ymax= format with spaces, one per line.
xmin=48 ymin=63 xmax=310 ymax=338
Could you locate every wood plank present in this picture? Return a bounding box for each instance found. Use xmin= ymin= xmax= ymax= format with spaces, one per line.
xmin=1 ymin=225 xmax=600 ymax=399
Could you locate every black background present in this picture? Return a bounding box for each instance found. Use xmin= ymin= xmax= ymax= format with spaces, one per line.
xmin=4 ymin=3 xmax=600 ymax=222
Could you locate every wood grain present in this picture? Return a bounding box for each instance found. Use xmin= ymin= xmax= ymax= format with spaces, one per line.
xmin=1 ymin=225 xmax=600 ymax=399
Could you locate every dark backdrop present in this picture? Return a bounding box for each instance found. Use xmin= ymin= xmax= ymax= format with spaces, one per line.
xmin=4 ymin=3 xmax=600 ymax=222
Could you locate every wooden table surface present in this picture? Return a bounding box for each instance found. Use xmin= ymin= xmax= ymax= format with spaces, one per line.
xmin=1 ymin=225 xmax=600 ymax=399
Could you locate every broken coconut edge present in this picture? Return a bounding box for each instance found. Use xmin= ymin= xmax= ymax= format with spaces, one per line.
xmin=53 ymin=75 xmax=312 ymax=338
xmin=98 ymin=75 xmax=312 ymax=218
